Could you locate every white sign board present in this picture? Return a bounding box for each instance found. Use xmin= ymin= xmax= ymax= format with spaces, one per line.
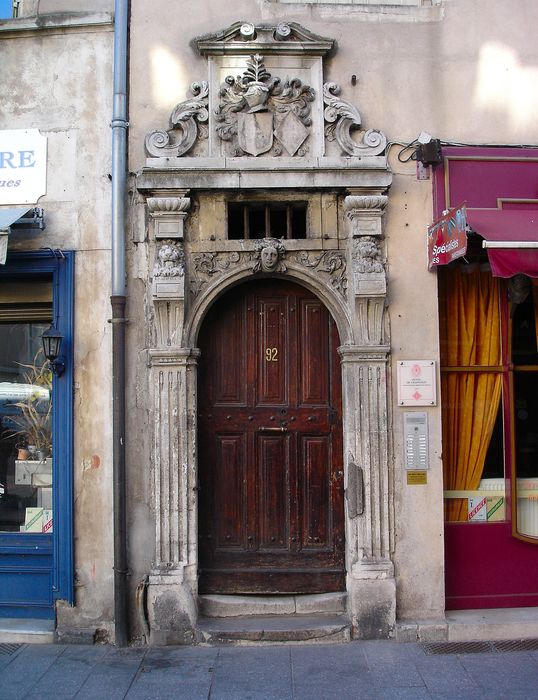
xmin=397 ymin=360 xmax=437 ymax=406
xmin=0 ymin=233 xmax=7 ymax=265
xmin=0 ymin=129 xmax=47 ymax=205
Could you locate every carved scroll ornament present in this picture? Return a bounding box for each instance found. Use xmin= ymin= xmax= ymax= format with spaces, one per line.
xmin=190 ymin=251 xmax=242 ymax=298
xmin=323 ymin=83 xmax=386 ymax=157
xmin=294 ymin=250 xmax=347 ymax=297
xmin=145 ymin=82 xmax=209 ymax=158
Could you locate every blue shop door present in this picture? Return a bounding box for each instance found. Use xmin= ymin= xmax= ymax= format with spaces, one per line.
xmin=0 ymin=254 xmax=74 ymax=619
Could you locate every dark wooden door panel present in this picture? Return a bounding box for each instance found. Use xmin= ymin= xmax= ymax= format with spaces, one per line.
xmin=211 ymin=300 xmax=248 ymax=406
xmin=198 ymin=280 xmax=345 ymax=594
xmin=300 ymin=435 xmax=331 ymax=550
xmin=257 ymin=433 xmax=290 ymax=551
xmin=298 ymin=298 xmax=329 ymax=405
xmin=213 ymin=434 xmax=247 ymax=549
xmin=256 ymin=297 xmax=288 ymax=405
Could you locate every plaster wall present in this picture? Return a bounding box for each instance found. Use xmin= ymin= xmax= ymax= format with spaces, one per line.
xmin=0 ymin=12 xmax=115 ymax=635
xmin=126 ymin=0 xmax=538 ymax=635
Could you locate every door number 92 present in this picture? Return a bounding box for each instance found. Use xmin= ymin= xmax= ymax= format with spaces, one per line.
xmin=265 ymin=347 xmax=278 ymax=362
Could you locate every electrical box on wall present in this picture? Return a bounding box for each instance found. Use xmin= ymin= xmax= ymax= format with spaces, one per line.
xmin=404 ymin=412 xmax=429 ymax=470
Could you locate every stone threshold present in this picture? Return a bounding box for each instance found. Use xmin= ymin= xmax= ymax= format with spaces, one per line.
xmin=396 ymin=607 xmax=538 ymax=642
xmin=0 ymin=618 xmax=54 ymax=645
xmin=197 ymin=613 xmax=351 ymax=645
xmin=199 ymin=592 xmax=346 ymax=618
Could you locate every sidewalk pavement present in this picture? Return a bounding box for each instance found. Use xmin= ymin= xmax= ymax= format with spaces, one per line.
xmin=1 ymin=638 xmax=537 ymax=699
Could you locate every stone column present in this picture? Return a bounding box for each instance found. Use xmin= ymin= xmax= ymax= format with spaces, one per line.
xmin=342 ymin=191 xmax=395 ymax=639
xmin=145 ymin=194 xmax=200 ymax=644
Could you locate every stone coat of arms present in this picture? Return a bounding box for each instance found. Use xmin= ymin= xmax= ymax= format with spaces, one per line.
xmin=216 ymin=54 xmax=315 ymax=157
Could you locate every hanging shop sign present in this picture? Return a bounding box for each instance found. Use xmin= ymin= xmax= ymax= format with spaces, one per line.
xmin=0 ymin=129 xmax=47 ymax=205
xmin=427 ymin=203 xmax=467 ymax=269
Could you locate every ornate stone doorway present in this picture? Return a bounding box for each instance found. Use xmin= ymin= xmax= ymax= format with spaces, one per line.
xmin=137 ymin=21 xmax=396 ymax=643
xmin=197 ymin=279 xmax=345 ymax=594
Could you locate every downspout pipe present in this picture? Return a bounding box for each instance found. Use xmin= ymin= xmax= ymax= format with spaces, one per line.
xmin=111 ymin=0 xmax=129 ymax=647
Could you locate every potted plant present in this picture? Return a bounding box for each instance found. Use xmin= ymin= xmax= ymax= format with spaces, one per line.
xmin=9 ymin=352 xmax=52 ymax=461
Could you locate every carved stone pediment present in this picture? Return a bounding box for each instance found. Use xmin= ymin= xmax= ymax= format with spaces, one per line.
xmin=196 ymin=21 xmax=334 ymax=57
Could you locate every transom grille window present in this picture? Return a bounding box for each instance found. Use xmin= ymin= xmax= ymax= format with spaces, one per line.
xmin=228 ymin=202 xmax=307 ymax=240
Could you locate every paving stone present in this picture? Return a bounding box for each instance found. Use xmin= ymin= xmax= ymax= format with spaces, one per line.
xmin=459 ymin=653 xmax=538 ymax=695
xmin=74 ymin=647 xmax=148 ymax=699
xmin=126 ymin=645 xmax=218 ymax=699
xmin=291 ymin=643 xmax=380 ymax=699
xmin=0 ymin=644 xmax=66 ymax=700
xmin=211 ymin=645 xmax=292 ymax=698
xmin=378 ymin=688 xmax=432 ymax=700
xmin=416 ymin=655 xmax=483 ymax=695
xmin=24 ymin=644 xmax=109 ymax=700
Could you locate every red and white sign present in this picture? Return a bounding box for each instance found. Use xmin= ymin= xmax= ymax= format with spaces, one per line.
xmin=397 ymin=361 xmax=437 ymax=406
xmin=468 ymin=497 xmax=487 ymax=522
xmin=427 ymin=204 xmax=467 ymax=269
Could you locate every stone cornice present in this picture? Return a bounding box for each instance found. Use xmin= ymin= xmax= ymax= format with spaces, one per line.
xmin=0 ymin=12 xmax=114 ymax=36
xmin=137 ymin=158 xmax=391 ymax=193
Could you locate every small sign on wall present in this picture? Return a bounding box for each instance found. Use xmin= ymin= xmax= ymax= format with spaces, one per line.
xmin=407 ymin=471 xmax=427 ymax=485
xmin=397 ymin=361 xmax=437 ymax=406
xmin=0 ymin=129 xmax=47 ymax=205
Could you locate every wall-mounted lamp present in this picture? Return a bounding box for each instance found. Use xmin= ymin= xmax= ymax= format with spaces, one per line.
xmin=416 ymin=137 xmax=442 ymax=165
xmin=42 ymin=325 xmax=65 ymax=376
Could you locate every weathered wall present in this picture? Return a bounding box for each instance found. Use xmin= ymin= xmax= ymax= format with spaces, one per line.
xmin=126 ymin=0 xmax=538 ymax=633
xmin=0 ymin=8 xmax=115 ymax=636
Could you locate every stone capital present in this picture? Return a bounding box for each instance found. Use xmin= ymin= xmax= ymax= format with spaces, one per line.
xmin=147 ymin=195 xmax=191 ymax=239
xmin=338 ymin=345 xmax=390 ymax=362
xmin=149 ymin=347 xmax=200 ymax=367
xmin=345 ymin=194 xmax=388 ymax=212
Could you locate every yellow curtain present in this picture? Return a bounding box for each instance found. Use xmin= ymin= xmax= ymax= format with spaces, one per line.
xmin=440 ymin=266 xmax=502 ymax=521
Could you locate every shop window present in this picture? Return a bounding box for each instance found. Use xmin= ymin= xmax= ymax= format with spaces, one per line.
xmin=440 ymin=263 xmax=538 ymax=540
xmin=0 ymin=279 xmax=53 ymax=533
xmin=228 ymin=201 xmax=307 ymax=240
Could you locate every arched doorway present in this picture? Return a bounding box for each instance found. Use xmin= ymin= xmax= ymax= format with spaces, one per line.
xmin=197 ymin=279 xmax=345 ymax=594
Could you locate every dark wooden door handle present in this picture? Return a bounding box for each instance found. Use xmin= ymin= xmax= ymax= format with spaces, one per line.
xmin=259 ymin=426 xmax=288 ymax=432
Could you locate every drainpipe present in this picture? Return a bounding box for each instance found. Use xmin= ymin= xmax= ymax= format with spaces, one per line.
xmin=111 ymin=0 xmax=129 ymax=647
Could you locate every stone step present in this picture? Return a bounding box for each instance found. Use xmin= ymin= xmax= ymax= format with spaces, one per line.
xmin=197 ymin=613 xmax=351 ymax=645
xmin=199 ymin=592 xmax=347 ymax=618
xmin=395 ymin=607 xmax=538 ymax=643
xmin=0 ymin=618 xmax=54 ymax=645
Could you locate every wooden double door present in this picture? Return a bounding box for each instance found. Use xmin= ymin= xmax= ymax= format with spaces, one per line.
xmin=197 ymin=280 xmax=345 ymax=594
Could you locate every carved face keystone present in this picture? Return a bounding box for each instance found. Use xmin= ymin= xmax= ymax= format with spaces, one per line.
xmin=260 ymin=245 xmax=279 ymax=271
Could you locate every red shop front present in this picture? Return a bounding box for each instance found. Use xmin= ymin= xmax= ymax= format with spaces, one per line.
xmin=432 ymin=147 xmax=538 ymax=610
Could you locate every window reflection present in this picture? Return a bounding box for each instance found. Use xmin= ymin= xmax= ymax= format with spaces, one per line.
xmin=0 ymin=322 xmax=52 ymax=533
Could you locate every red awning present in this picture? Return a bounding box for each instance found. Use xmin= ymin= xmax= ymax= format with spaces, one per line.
xmin=466 ymin=210 xmax=538 ymax=278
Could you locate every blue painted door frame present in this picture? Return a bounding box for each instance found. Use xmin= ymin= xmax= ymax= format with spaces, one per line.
xmin=0 ymin=251 xmax=74 ymax=618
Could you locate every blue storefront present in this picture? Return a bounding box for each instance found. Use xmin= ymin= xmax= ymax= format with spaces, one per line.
xmin=0 ymin=250 xmax=74 ymax=619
